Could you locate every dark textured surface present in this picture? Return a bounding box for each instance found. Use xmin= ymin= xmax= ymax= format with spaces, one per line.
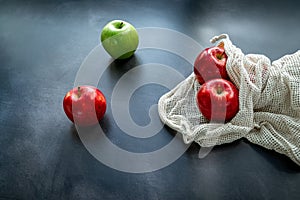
xmin=1 ymin=0 xmax=300 ymax=199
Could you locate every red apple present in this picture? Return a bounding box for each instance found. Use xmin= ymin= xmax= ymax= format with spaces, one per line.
xmin=63 ymin=86 xmax=107 ymax=126
xmin=196 ymin=79 xmax=239 ymax=122
xmin=194 ymin=46 xmax=228 ymax=84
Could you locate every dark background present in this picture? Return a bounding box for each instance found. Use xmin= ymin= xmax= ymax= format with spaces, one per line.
xmin=1 ymin=0 xmax=300 ymax=199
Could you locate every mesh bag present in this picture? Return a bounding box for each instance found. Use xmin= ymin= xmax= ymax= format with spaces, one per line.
xmin=158 ymin=34 xmax=300 ymax=165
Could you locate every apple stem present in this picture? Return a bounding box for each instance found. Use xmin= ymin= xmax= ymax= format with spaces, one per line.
xmin=119 ymin=22 xmax=123 ymax=28
xmin=217 ymin=85 xmax=223 ymax=94
xmin=77 ymin=86 xmax=81 ymax=98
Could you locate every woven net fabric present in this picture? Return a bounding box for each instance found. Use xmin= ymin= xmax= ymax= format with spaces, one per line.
xmin=158 ymin=34 xmax=300 ymax=165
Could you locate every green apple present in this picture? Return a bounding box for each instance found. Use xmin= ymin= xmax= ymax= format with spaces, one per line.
xmin=101 ymin=20 xmax=139 ymax=59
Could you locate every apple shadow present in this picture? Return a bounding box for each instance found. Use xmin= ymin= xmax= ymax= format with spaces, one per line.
xmin=69 ymin=115 xmax=111 ymax=142
xmin=98 ymin=54 xmax=143 ymax=95
xmin=68 ymin=124 xmax=81 ymax=143
xmin=243 ymin=139 xmax=300 ymax=173
xmin=108 ymin=54 xmax=142 ymax=75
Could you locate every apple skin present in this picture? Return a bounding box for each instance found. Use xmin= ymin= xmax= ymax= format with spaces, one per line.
xmin=63 ymin=86 xmax=107 ymax=126
xmin=196 ymin=79 xmax=239 ymax=122
xmin=194 ymin=46 xmax=228 ymax=84
xmin=101 ymin=20 xmax=139 ymax=59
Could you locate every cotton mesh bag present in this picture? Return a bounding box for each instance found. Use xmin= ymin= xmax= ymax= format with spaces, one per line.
xmin=158 ymin=34 xmax=300 ymax=165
